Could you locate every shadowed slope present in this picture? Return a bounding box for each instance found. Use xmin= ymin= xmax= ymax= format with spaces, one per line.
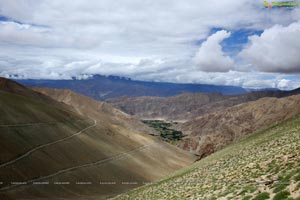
xmin=0 ymin=79 xmax=195 ymax=200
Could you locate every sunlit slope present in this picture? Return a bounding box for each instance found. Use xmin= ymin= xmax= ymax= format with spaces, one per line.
xmin=0 ymin=79 xmax=195 ymax=200
xmin=31 ymin=87 xmax=159 ymax=136
xmin=107 ymin=88 xmax=300 ymax=121
xmin=178 ymin=95 xmax=300 ymax=158
xmin=114 ymin=117 xmax=300 ymax=200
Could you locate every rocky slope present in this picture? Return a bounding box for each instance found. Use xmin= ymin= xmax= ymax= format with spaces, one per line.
xmin=107 ymin=89 xmax=300 ymax=121
xmin=114 ymin=117 xmax=300 ymax=200
xmin=0 ymin=78 xmax=195 ymax=200
xmin=177 ymin=95 xmax=300 ymax=158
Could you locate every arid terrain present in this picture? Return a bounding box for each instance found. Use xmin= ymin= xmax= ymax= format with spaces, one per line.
xmin=177 ymin=95 xmax=300 ymax=158
xmin=2 ymin=77 xmax=300 ymax=200
xmin=108 ymin=89 xmax=300 ymax=160
xmin=114 ymin=117 xmax=300 ymax=200
xmin=0 ymin=78 xmax=195 ymax=200
xmin=107 ymin=89 xmax=300 ymax=121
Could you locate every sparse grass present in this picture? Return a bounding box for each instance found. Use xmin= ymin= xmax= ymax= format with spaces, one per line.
xmin=294 ymin=174 xmax=300 ymax=182
xmin=242 ymin=195 xmax=252 ymax=200
xmin=273 ymin=190 xmax=290 ymax=200
xmin=296 ymin=182 xmax=300 ymax=191
xmin=273 ymin=183 xmax=287 ymax=193
xmin=253 ymin=192 xmax=270 ymax=200
xmin=114 ymin=117 xmax=300 ymax=200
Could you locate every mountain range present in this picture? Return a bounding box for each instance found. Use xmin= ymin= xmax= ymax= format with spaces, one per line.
xmin=177 ymin=94 xmax=300 ymax=158
xmin=2 ymin=76 xmax=300 ymax=200
xmin=107 ymin=88 xmax=300 ymax=121
xmin=15 ymin=75 xmax=247 ymax=100
xmin=107 ymin=87 xmax=300 ymax=159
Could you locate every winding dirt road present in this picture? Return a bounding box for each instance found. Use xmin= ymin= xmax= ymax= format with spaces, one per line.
xmin=0 ymin=119 xmax=97 ymax=168
xmin=0 ymin=141 xmax=159 ymax=192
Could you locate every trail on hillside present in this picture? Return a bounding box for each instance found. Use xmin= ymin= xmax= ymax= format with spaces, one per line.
xmin=0 ymin=141 xmax=159 ymax=192
xmin=0 ymin=120 xmax=96 ymax=168
xmin=0 ymin=119 xmax=89 ymax=128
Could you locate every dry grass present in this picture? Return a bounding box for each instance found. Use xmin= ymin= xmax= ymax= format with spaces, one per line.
xmin=114 ymin=117 xmax=300 ymax=200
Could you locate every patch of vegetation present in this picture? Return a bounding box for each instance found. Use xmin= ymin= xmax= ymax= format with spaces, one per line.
xmin=273 ymin=183 xmax=287 ymax=193
xmin=143 ymin=120 xmax=183 ymax=143
xmin=273 ymin=190 xmax=290 ymax=200
xmin=242 ymin=195 xmax=252 ymax=200
xmin=294 ymin=173 xmax=300 ymax=182
xmin=295 ymin=182 xmax=300 ymax=191
xmin=253 ymin=192 xmax=270 ymax=200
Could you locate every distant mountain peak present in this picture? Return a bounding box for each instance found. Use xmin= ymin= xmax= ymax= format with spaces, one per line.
xmin=15 ymin=75 xmax=247 ymax=101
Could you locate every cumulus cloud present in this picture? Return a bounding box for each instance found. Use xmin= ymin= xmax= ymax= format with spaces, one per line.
xmin=240 ymin=21 xmax=300 ymax=73
xmin=194 ymin=30 xmax=234 ymax=72
xmin=277 ymin=79 xmax=290 ymax=89
xmin=0 ymin=0 xmax=300 ymax=89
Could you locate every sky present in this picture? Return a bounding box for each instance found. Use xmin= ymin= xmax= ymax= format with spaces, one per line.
xmin=0 ymin=0 xmax=300 ymax=89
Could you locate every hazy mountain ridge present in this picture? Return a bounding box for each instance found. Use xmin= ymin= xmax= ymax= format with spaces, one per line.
xmin=15 ymin=74 xmax=247 ymax=101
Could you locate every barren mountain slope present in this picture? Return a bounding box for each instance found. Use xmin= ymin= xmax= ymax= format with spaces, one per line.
xmin=177 ymin=95 xmax=300 ymax=158
xmin=31 ymin=87 xmax=158 ymax=136
xmin=107 ymin=89 xmax=300 ymax=121
xmin=114 ymin=116 xmax=300 ymax=200
xmin=0 ymin=79 xmax=195 ymax=200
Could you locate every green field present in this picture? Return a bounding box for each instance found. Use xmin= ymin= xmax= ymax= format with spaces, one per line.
xmin=115 ymin=117 xmax=300 ymax=199
xmin=142 ymin=120 xmax=183 ymax=144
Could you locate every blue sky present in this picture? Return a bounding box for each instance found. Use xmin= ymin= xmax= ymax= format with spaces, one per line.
xmin=0 ymin=0 xmax=299 ymax=89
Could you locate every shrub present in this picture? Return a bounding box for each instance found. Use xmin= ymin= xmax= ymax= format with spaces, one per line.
xmin=242 ymin=195 xmax=252 ymax=200
xmin=273 ymin=183 xmax=287 ymax=193
xmin=253 ymin=192 xmax=270 ymax=200
xmin=273 ymin=190 xmax=290 ymax=200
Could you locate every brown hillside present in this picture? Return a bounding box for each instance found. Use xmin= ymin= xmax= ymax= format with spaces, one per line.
xmin=0 ymin=79 xmax=195 ymax=200
xmin=31 ymin=87 xmax=158 ymax=136
xmin=177 ymin=95 xmax=300 ymax=158
xmin=107 ymin=89 xmax=300 ymax=121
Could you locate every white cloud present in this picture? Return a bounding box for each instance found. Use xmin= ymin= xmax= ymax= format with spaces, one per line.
xmin=0 ymin=0 xmax=299 ymax=89
xmin=194 ymin=30 xmax=234 ymax=72
xmin=240 ymin=21 xmax=300 ymax=73
xmin=277 ymin=79 xmax=290 ymax=89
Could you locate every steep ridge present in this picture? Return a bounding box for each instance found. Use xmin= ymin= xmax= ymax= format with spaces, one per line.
xmin=0 ymin=78 xmax=195 ymax=200
xmin=0 ymin=77 xmax=71 ymax=111
xmin=107 ymin=88 xmax=300 ymax=121
xmin=177 ymin=95 xmax=300 ymax=158
xmin=114 ymin=116 xmax=300 ymax=199
xmin=31 ymin=87 xmax=158 ymax=136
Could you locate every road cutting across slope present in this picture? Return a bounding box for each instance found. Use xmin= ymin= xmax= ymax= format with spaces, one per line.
xmin=0 ymin=141 xmax=161 ymax=192
xmin=0 ymin=120 xmax=97 ymax=168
